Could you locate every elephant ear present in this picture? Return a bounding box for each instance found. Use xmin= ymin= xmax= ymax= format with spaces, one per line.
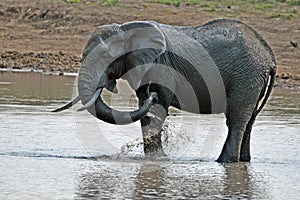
xmin=120 ymin=21 xmax=167 ymax=90
xmin=79 ymin=23 xmax=126 ymax=102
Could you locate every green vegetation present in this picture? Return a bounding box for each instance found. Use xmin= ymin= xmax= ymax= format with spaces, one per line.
xmin=272 ymin=12 xmax=295 ymax=19
xmin=153 ymin=0 xmax=300 ymax=19
xmin=209 ymin=4 xmax=216 ymax=12
xmin=154 ymin=0 xmax=182 ymax=7
xmin=152 ymin=0 xmax=300 ymax=6
xmin=291 ymin=0 xmax=300 ymax=5
xmin=102 ymin=0 xmax=119 ymax=6
xmin=254 ymin=3 xmax=275 ymax=10
xmin=58 ymin=0 xmax=300 ymax=19
xmin=188 ymin=0 xmax=199 ymax=5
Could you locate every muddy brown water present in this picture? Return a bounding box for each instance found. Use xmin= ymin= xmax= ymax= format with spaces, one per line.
xmin=0 ymin=71 xmax=299 ymax=199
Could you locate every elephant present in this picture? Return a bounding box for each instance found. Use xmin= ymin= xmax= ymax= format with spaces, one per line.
xmin=53 ymin=19 xmax=276 ymax=163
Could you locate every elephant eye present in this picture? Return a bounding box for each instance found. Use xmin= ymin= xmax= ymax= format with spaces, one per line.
xmin=101 ymin=30 xmax=118 ymax=41
xmin=102 ymin=32 xmax=110 ymax=40
xmin=82 ymin=36 xmax=102 ymax=60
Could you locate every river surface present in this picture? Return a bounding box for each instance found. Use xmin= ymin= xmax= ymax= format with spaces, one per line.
xmin=0 ymin=71 xmax=299 ymax=199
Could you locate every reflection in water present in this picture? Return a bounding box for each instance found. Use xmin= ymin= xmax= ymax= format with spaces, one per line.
xmin=76 ymin=161 xmax=267 ymax=199
xmin=223 ymin=163 xmax=252 ymax=198
xmin=76 ymin=161 xmax=140 ymax=199
xmin=134 ymin=163 xmax=165 ymax=199
xmin=222 ymin=163 xmax=267 ymax=199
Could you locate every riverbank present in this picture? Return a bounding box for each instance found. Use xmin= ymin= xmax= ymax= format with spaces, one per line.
xmin=0 ymin=0 xmax=299 ymax=88
xmin=1 ymin=50 xmax=299 ymax=89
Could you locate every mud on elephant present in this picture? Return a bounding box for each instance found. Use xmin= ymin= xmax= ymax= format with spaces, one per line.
xmin=53 ymin=19 xmax=276 ymax=163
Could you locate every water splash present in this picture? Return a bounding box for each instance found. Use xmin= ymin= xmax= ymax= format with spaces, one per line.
xmin=115 ymin=118 xmax=194 ymax=160
xmin=162 ymin=118 xmax=195 ymax=160
xmin=116 ymin=138 xmax=144 ymax=159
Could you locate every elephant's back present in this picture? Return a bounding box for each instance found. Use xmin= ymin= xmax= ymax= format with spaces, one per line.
xmin=200 ymin=19 xmax=275 ymax=62
xmin=183 ymin=19 xmax=276 ymax=81
xmin=159 ymin=19 xmax=276 ymax=113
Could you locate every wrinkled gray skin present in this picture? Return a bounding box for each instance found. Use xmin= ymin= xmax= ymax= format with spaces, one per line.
xmin=54 ymin=19 xmax=276 ymax=163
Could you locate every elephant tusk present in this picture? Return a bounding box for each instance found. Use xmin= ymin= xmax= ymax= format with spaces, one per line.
xmin=77 ymin=88 xmax=103 ymax=111
xmin=52 ymin=95 xmax=81 ymax=112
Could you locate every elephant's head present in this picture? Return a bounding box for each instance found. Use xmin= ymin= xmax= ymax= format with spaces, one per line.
xmin=53 ymin=21 xmax=166 ymax=125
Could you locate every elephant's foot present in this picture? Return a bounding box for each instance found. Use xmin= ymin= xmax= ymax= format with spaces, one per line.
xmin=239 ymin=154 xmax=251 ymax=162
xmin=216 ymin=156 xmax=239 ymax=163
xmin=143 ymin=135 xmax=167 ymax=159
xmin=144 ymin=149 xmax=167 ymax=160
xmin=217 ymin=142 xmax=251 ymax=162
xmin=216 ymin=151 xmax=239 ymax=163
xmin=217 ymin=139 xmax=241 ymax=163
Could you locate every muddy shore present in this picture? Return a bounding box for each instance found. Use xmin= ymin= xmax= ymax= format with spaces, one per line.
xmin=0 ymin=0 xmax=299 ymax=88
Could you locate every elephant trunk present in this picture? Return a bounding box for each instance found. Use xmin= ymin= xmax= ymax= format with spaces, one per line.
xmin=78 ymin=68 xmax=156 ymax=125
xmin=91 ymin=88 xmax=156 ymax=125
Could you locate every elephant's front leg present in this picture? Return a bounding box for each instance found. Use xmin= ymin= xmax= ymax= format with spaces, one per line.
xmin=140 ymin=104 xmax=167 ymax=157
xmin=137 ymin=85 xmax=173 ymax=157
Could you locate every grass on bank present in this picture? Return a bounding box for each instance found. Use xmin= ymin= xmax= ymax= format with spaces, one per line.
xmin=154 ymin=0 xmax=300 ymax=19
xmin=59 ymin=0 xmax=300 ymax=19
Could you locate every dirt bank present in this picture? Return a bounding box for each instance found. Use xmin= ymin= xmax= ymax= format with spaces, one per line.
xmin=0 ymin=0 xmax=299 ymax=88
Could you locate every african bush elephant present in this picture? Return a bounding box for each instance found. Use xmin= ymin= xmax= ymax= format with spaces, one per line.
xmin=53 ymin=19 xmax=276 ymax=163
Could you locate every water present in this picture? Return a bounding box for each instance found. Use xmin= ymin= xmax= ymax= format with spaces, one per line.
xmin=0 ymin=71 xmax=299 ymax=199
